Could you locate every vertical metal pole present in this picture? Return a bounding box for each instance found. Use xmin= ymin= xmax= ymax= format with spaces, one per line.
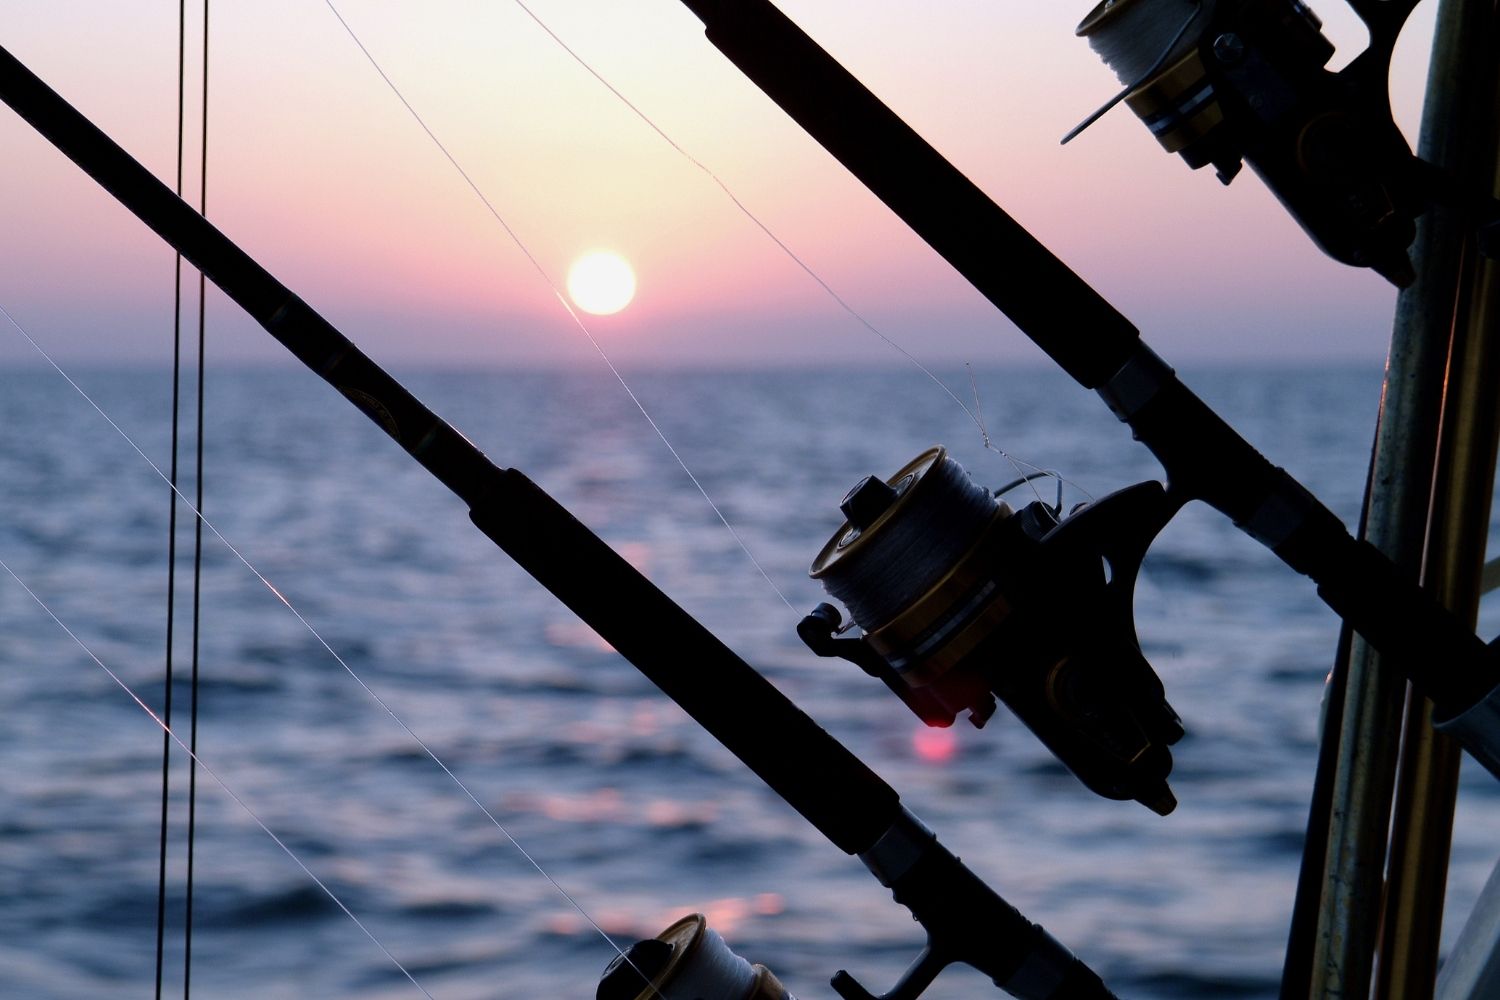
xmin=1288 ymin=2 xmax=1500 ymax=997
xmin=1300 ymin=382 xmax=1435 ymax=999
xmin=1378 ymin=169 xmax=1500 ymax=998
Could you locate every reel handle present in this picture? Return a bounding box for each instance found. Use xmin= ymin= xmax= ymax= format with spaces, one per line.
xmin=831 ymin=944 xmax=946 ymax=1000
xmin=836 ymin=809 xmax=1121 ymax=1000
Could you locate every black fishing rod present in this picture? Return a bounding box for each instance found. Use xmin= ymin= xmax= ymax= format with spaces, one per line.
xmin=674 ymin=0 xmax=1500 ymax=787
xmin=0 ymin=42 xmax=1118 ymax=1000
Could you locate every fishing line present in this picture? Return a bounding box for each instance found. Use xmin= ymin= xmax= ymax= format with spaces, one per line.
xmin=17 ymin=5 xmax=1092 ymax=985
xmin=184 ymin=2 xmax=211 ymax=995
xmin=0 ymin=301 xmax=647 ymax=986
xmin=321 ymin=0 xmax=797 ymax=618
xmin=157 ymin=4 xmax=211 ymax=994
xmin=967 ymin=363 xmax=1084 ymax=518
xmin=153 ymin=1 xmax=190 ymax=993
xmin=0 ymin=556 xmax=436 ymax=1000
xmin=495 ymin=0 xmax=1089 ymax=516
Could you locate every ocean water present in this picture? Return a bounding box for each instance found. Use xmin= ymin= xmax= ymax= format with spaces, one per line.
xmin=1 ymin=363 xmax=1498 ymax=999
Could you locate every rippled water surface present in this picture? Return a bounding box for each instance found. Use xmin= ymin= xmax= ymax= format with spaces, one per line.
xmin=1 ymin=364 xmax=1497 ymax=999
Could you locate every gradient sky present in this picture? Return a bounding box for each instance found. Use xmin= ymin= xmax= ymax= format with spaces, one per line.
xmin=0 ymin=0 xmax=1442 ymax=369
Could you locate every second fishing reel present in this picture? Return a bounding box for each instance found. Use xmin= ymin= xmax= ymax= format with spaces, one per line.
xmin=799 ymin=447 xmax=1185 ymax=814
xmin=1070 ymin=0 xmax=1433 ymax=285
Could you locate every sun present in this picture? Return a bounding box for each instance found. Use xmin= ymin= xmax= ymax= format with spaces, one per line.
xmin=566 ymin=251 xmax=637 ymax=316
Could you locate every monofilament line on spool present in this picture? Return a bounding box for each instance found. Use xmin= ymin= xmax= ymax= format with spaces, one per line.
xmin=1078 ymin=0 xmax=1212 ymax=85
xmin=1064 ymin=0 xmax=1211 ymax=142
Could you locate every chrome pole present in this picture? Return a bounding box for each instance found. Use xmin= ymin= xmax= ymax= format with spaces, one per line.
xmin=1290 ymin=1 xmax=1500 ymax=996
xmin=1378 ymin=153 xmax=1500 ymax=998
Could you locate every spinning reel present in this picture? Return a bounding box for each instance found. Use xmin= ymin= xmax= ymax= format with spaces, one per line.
xmin=597 ymin=914 xmax=794 ymax=1000
xmin=1069 ymin=0 xmax=1434 ymax=285
xmin=799 ymin=448 xmax=1185 ymax=815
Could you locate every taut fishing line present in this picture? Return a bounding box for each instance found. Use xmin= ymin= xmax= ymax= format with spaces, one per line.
xmin=320 ymin=0 xmax=1083 ymax=590
xmin=154 ymin=0 xmax=191 ymax=992
xmin=493 ymin=0 xmax=1089 ymax=517
xmin=156 ymin=1 xmax=211 ymax=996
xmin=0 ymin=301 xmax=653 ymax=988
xmin=321 ymin=0 xmax=797 ymax=618
xmin=0 ymin=557 xmax=436 ymax=1000
xmin=183 ymin=2 xmax=211 ymax=992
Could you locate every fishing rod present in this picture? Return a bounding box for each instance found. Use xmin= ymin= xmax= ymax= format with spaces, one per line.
xmin=674 ymin=0 xmax=1500 ymax=815
xmin=0 ymin=42 xmax=1118 ymax=1000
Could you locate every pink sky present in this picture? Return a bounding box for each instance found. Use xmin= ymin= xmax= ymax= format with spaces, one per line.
xmin=0 ymin=0 xmax=1440 ymax=369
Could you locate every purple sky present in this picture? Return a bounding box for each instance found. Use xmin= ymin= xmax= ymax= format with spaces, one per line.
xmin=0 ymin=1 xmax=1441 ymax=369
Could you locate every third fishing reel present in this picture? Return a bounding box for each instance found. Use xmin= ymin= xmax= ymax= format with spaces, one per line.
xmin=799 ymin=447 xmax=1185 ymax=814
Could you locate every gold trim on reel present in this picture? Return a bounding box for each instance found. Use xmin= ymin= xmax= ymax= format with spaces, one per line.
xmin=596 ymin=914 xmax=793 ymax=1000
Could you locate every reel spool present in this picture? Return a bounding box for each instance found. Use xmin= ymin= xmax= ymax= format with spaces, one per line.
xmin=811 ymin=448 xmax=1016 ymax=699
xmin=1071 ymin=0 xmax=1431 ymax=286
xmin=596 ymin=913 xmax=794 ymax=1000
xmin=801 ymin=447 xmax=1185 ymax=815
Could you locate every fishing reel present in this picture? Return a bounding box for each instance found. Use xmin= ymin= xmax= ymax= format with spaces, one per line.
xmin=1069 ymin=0 xmax=1432 ymax=285
xmin=800 ymin=447 xmax=1184 ymax=814
xmin=596 ymin=914 xmax=794 ymax=1000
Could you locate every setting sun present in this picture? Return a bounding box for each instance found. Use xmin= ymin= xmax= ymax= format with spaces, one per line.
xmin=566 ymin=251 xmax=637 ymax=316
